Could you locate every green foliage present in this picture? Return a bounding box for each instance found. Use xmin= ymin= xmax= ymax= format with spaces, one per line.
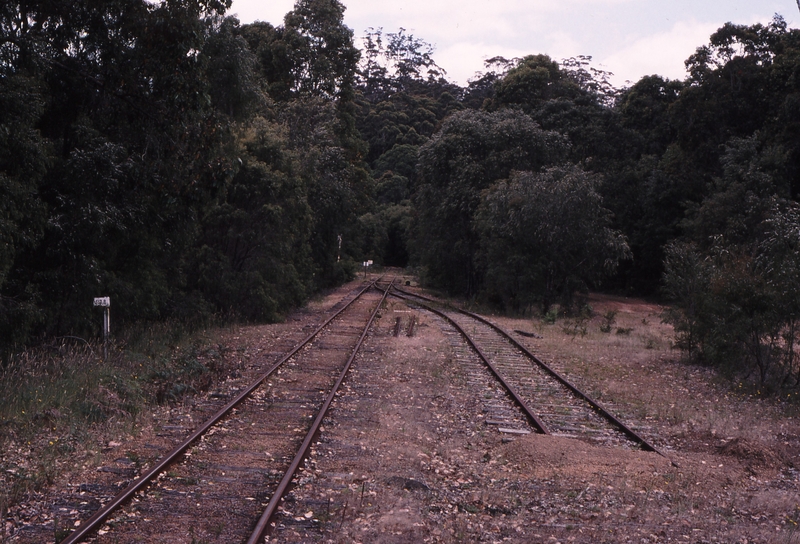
xmin=683 ymin=134 xmax=788 ymax=246
xmin=559 ymin=55 xmax=620 ymax=106
xmin=273 ymin=96 xmax=367 ymax=287
xmin=0 ymin=75 xmax=49 ymax=346
xmin=562 ymin=304 xmax=592 ymax=338
xmin=599 ymin=310 xmax=617 ymax=333
xmin=0 ymin=0 xmax=370 ymax=356
xmin=0 ymin=75 xmax=48 ymax=283
xmin=196 ymin=118 xmax=313 ymax=320
xmin=662 ymin=127 xmax=800 ymax=387
xmin=0 ymin=0 xmax=247 ymax=351
xmin=460 ymin=56 xmax=518 ymax=110
xmin=663 ymin=240 xmax=778 ymax=384
xmin=414 ymin=109 xmax=569 ymax=295
xmin=617 ymin=75 xmax=682 ymax=155
xmin=542 ymin=307 xmax=559 ymax=324
xmin=664 ymin=198 xmax=800 ymax=387
xmin=241 ymin=3 xmax=371 ymax=287
xmin=348 ymin=28 xmax=463 ymax=267
xmin=5 ymin=0 xmax=800 ymax=400
xmin=204 ymin=16 xmax=263 ymax=119
xmin=490 ymin=55 xmax=635 ymax=169
xmin=476 ymin=166 xmax=630 ymax=312
xmin=0 ymin=324 xmax=231 ymax=510
xmin=240 ymin=0 xmax=360 ymax=101
xmin=356 ymin=91 xmax=461 ymax=166
xmin=489 ymin=54 xmax=580 ymax=110
xmin=357 ymin=27 xmax=449 ymax=101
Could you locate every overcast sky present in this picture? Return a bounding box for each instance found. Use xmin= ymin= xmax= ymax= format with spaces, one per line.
xmin=228 ymin=0 xmax=795 ymax=87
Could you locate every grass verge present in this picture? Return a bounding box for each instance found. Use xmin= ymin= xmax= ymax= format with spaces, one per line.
xmin=0 ymin=322 xmax=232 ymax=515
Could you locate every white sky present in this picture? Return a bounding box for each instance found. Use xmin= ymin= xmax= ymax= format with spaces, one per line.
xmin=228 ymin=0 xmax=795 ymax=87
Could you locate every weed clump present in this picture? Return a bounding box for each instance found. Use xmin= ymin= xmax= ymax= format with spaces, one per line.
xmin=599 ymin=310 xmax=617 ymax=333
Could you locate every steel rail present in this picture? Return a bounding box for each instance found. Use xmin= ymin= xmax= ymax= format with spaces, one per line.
xmin=383 ymin=287 xmax=549 ymax=434
xmin=246 ymin=279 xmax=394 ymax=543
xmin=61 ymin=280 xmax=380 ymax=544
xmin=391 ymin=286 xmax=678 ymax=467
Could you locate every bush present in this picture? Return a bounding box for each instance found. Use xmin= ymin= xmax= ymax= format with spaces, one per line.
xmin=663 ymin=207 xmax=800 ymax=388
xmin=477 ymin=166 xmax=631 ymax=313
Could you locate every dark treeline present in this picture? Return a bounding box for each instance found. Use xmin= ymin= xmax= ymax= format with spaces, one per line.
xmin=2 ymin=1 xmax=800 ymax=387
xmin=1 ymin=0 xmax=367 ymax=352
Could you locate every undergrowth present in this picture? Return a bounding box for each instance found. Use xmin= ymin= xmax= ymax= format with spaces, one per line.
xmin=0 ymin=322 xmax=231 ymax=513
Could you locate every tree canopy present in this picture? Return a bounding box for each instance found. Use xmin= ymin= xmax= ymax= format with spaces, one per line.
xmin=3 ymin=1 xmax=800 ymax=391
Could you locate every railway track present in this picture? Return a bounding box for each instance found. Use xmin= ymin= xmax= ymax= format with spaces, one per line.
xmin=386 ymin=285 xmax=673 ymax=464
xmin=254 ymin=282 xmax=675 ymax=542
xmin=60 ymin=279 xmax=391 ymax=544
xmin=24 ymin=277 xmax=674 ymax=543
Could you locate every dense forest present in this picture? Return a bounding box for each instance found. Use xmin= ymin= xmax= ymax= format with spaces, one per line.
xmin=2 ymin=0 xmax=800 ymax=388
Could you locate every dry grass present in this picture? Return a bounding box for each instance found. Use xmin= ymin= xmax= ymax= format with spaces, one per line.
xmin=484 ymin=292 xmax=800 ymax=541
xmin=0 ymin=325 xmax=231 ymax=516
xmin=5 ymin=283 xmax=800 ymax=543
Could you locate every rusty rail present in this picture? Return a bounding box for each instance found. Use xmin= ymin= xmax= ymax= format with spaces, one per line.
xmin=382 ymin=286 xmax=549 ymax=434
xmin=246 ymin=280 xmax=394 ymax=543
xmin=391 ymin=286 xmax=677 ymax=466
xmin=61 ymin=280 xmax=379 ymax=544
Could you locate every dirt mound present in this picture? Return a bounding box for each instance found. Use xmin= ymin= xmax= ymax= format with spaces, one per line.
xmin=717 ymin=437 xmax=782 ymax=469
xmin=501 ymin=434 xmax=671 ymax=483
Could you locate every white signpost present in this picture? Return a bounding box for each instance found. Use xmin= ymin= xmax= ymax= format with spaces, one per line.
xmin=94 ymin=297 xmax=111 ymax=361
xmin=363 ymin=260 xmax=373 ymax=278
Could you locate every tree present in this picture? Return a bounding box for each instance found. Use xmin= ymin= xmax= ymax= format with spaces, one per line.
xmin=350 ymin=28 xmax=462 ymax=268
xmin=682 ymin=134 xmax=788 ymax=248
xmin=758 ymin=202 xmax=800 ymax=386
xmin=675 ymin=16 xmax=787 ymax=175
xmin=357 ymin=27 xmax=447 ymax=102
xmin=461 ymin=56 xmax=518 ymax=110
xmin=241 ymin=0 xmax=370 ymax=287
xmin=0 ymin=0 xmax=236 ymax=351
xmin=414 ymin=109 xmax=568 ymax=295
xmin=195 ymin=117 xmax=313 ymax=320
xmin=204 ymin=16 xmax=263 ymax=119
xmin=275 ymin=97 xmax=368 ymax=287
xmin=662 ymin=231 xmax=795 ymax=387
xmin=477 ymin=166 xmax=630 ymax=312
xmin=488 ymin=54 xmax=580 ymax=111
xmin=0 ymin=74 xmax=49 ymax=349
xmin=662 ymin=137 xmax=800 ymax=387
xmin=617 ymin=75 xmax=682 ymax=156
xmin=281 ymin=0 xmax=360 ymax=99
xmin=560 ymin=55 xmax=619 ymax=106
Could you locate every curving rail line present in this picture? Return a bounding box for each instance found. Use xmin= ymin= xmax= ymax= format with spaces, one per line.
xmin=49 ymin=277 xmax=673 ymax=543
xmin=387 ymin=285 xmax=676 ymax=466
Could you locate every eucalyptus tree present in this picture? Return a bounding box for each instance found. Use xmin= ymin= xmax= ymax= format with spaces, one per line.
xmin=242 ymin=0 xmax=371 ymax=286
xmin=0 ymin=0 xmax=235 ymax=350
xmin=351 ymin=27 xmax=461 ymax=267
